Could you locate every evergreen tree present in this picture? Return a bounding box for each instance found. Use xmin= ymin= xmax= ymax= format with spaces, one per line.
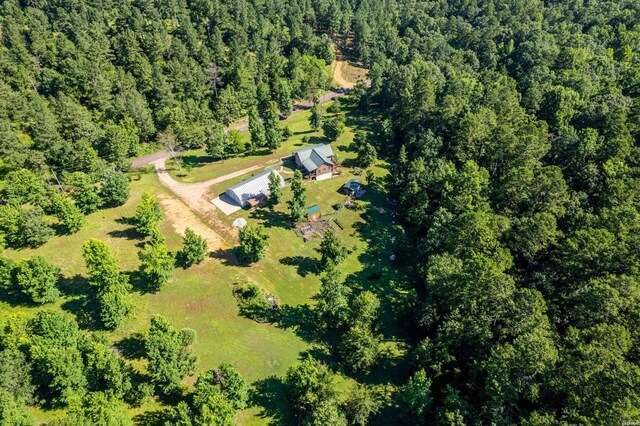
xmin=248 ymin=105 xmax=266 ymax=148
xmin=287 ymin=170 xmax=307 ymax=223
xmin=322 ymin=116 xmax=345 ymax=141
xmin=263 ymin=101 xmax=282 ymax=151
xmin=268 ymin=171 xmax=283 ymax=205
xmin=314 ymin=263 xmax=350 ymax=328
xmin=134 ymin=192 xmax=163 ymax=236
xmin=21 ymin=207 xmax=54 ymax=248
xmin=309 ymin=93 xmax=322 ymax=131
xmin=138 ymin=237 xmax=175 ymax=292
xmin=99 ymin=170 xmax=130 ymax=207
xmin=238 ymin=225 xmax=268 ymax=264
xmin=318 ymin=230 xmax=348 ymax=266
xmin=66 ymin=172 xmax=101 ymax=215
xmin=82 ymin=239 xmax=132 ymax=329
xmin=179 ymin=228 xmax=208 ymax=267
xmin=205 ymin=122 xmax=226 ymax=161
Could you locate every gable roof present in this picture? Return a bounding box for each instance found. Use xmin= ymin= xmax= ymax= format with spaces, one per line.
xmin=306 ymin=204 xmax=321 ymax=215
xmin=293 ymin=144 xmax=335 ymax=172
xmin=225 ymin=169 xmax=285 ymax=207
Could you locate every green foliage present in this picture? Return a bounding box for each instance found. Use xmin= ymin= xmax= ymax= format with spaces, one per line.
xmin=22 ymin=207 xmax=54 ymax=247
xmin=99 ymin=170 xmax=130 ymax=207
xmin=314 ymin=263 xmax=350 ymax=328
xmin=145 ymin=315 xmax=197 ymax=394
xmin=2 ymin=169 xmax=46 ymax=205
xmin=357 ymin=142 xmax=377 ymax=168
xmin=194 ymin=364 xmax=249 ymax=412
xmin=0 ymin=257 xmax=15 ymax=290
xmin=398 ymin=370 xmax=432 ymax=421
xmin=65 ymin=172 xmax=102 ymax=215
xmin=64 ymin=391 xmax=133 ymax=426
xmin=0 ymin=350 xmax=35 ymax=404
xmin=232 ymin=283 xmax=275 ymax=323
xmin=81 ymin=334 xmax=132 ymax=399
xmin=339 ymin=325 xmax=380 ymax=373
xmin=348 ymin=291 xmax=380 ymax=329
xmin=309 ymin=94 xmax=323 ymax=131
xmin=82 ymin=239 xmax=132 ymax=329
xmin=345 ymin=385 xmax=380 ymax=426
xmin=15 ymin=256 xmax=60 ymax=304
xmin=205 ymin=123 xmax=225 ymax=160
xmin=179 ymin=228 xmax=208 ymax=268
xmin=268 ymin=171 xmax=283 ymax=205
xmin=53 ymin=195 xmax=86 ymax=234
xmin=287 ymin=170 xmax=307 ymax=223
xmin=134 ymin=192 xmax=163 ymax=236
xmin=318 ymin=231 xmax=348 ymax=266
xmin=248 ymin=105 xmax=266 ymax=148
xmin=322 ymin=116 xmax=345 ymax=141
xmin=238 ymin=225 xmax=269 ymax=264
xmin=284 ymin=356 xmax=338 ymax=419
xmin=0 ymin=389 xmax=32 ymax=426
xmin=264 ymin=101 xmax=282 ymax=151
xmin=0 ymin=205 xmax=24 ymax=247
xmin=138 ymin=238 xmax=175 ymax=292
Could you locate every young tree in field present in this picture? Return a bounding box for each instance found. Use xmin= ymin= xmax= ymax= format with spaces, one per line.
xmin=66 ymin=172 xmax=101 ymax=214
xmin=99 ymin=169 xmax=130 ymax=207
xmin=268 ymin=171 xmax=283 ymax=205
xmin=134 ymin=192 xmax=163 ymax=236
xmin=15 ymin=256 xmax=60 ymax=304
xmin=357 ymin=142 xmax=378 ymax=168
xmin=145 ymin=315 xmax=197 ymax=394
xmin=54 ymin=195 xmax=85 ymax=234
xmin=322 ymin=116 xmax=345 ymax=141
xmin=318 ymin=230 xmax=348 ymax=266
xmin=248 ymin=105 xmax=266 ymax=148
xmin=138 ymin=237 xmax=175 ymax=292
xmin=0 ymin=389 xmax=33 ymax=426
xmin=287 ymin=170 xmax=307 ymax=223
xmin=309 ymin=93 xmax=322 ymax=131
xmin=263 ymin=101 xmax=282 ymax=151
xmin=238 ymin=225 xmax=268 ymax=264
xmin=315 ymin=263 xmax=350 ymax=328
xmin=195 ymin=364 xmax=249 ymax=411
xmin=21 ymin=207 xmax=54 ymax=248
xmin=82 ymin=239 xmax=132 ymax=329
xmin=339 ymin=325 xmax=380 ymax=373
xmin=180 ymin=228 xmax=208 ymax=267
xmin=205 ymin=122 xmax=226 ymax=161
xmin=191 ymin=383 xmax=235 ymax=426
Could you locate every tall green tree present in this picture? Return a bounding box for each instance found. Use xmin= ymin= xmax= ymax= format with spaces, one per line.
xmin=248 ymin=105 xmax=266 ymax=148
xmin=179 ymin=228 xmax=208 ymax=267
xmin=309 ymin=93 xmax=322 ymax=131
xmin=268 ymin=171 xmax=283 ymax=205
xmin=238 ymin=225 xmax=268 ymax=264
xmin=138 ymin=237 xmax=175 ymax=292
xmin=318 ymin=231 xmax=348 ymax=266
xmin=314 ymin=263 xmax=350 ymax=328
xmin=134 ymin=192 xmax=163 ymax=236
xmin=287 ymin=170 xmax=307 ymax=223
xmin=15 ymin=256 xmax=60 ymax=304
xmin=263 ymin=101 xmax=282 ymax=151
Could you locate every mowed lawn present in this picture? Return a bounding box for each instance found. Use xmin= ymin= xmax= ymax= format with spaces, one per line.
xmin=1 ymin=101 xmax=407 ymax=425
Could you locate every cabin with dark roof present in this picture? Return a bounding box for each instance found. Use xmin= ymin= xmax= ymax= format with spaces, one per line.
xmin=292 ymin=144 xmax=336 ymax=181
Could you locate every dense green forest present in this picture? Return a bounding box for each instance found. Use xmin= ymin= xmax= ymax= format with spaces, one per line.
xmin=1 ymin=0 xmax=640 ymax=424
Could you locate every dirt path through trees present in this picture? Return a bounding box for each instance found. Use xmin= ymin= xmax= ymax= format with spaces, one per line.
xmin=333 ymin=60 xmax=355 ymax=89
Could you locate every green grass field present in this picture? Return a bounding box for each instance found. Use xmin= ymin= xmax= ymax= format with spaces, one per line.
xmin=1 ymin=100 xmax=408 ymax=425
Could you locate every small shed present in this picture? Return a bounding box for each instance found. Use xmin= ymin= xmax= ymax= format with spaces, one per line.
xmin=306 ymin=204 xmax=321 ymax=221
xmin=341 ymin=179 xmax=363 ymax=196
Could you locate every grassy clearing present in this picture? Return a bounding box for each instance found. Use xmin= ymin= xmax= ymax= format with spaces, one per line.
xmin=1 ymin=100 xmax=409 ymax=425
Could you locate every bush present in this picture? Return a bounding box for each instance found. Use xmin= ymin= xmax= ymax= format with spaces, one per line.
xmin=232 ymin=283 xmax=277 ymax=323
xmin=22 ymin=207 xmax=54 ymax=248
xmin=15 ymin=256 xmax=60 ymax=304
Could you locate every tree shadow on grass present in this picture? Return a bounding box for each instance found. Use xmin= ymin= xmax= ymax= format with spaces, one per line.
xmin=251 ymin=376 xmax=292 ymax=426
xmin=115 ymin=332 xmax=147 ymax=360
xmin=250 ymin=207 xmax=291 ymax=229
xmin=110 ymin=216 xmax=143 ymax=240
xmin=279 ymin=256 xmax=320 ymax=277
xmin=133 ymin=408 xmax=169 ymax=426
xmin=211 ymin=248 xmax=243 ymax=266
xmin=180 ymin=154 xmax=213 ymax=169
xmin=59 ymin=274 xmax=100 ymax=330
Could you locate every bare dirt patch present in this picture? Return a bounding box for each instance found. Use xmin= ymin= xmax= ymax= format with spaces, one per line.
xmin=157 ymin=193 xmax=226 ymax=251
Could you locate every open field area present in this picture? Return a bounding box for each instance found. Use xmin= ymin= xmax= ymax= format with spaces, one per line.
xmin=1 ymin=98 xmax=408 ymax=425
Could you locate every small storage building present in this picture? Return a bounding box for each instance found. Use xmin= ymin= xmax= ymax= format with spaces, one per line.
xmin=306 ymin=204 xmax=321 ymax=221
xmin=225 ymin=169 xmax=285 ymax=207
xmin=341 ymin=179 xmax=363 ymax=196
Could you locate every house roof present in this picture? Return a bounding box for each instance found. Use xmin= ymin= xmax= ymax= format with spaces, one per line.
xmin=293 ymin=144 xmax=334 ymax=172
xmin=306 ymin=204 xmax=321 ymax=215
xmin=225 ymin=169 xmax=285 ymax=207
